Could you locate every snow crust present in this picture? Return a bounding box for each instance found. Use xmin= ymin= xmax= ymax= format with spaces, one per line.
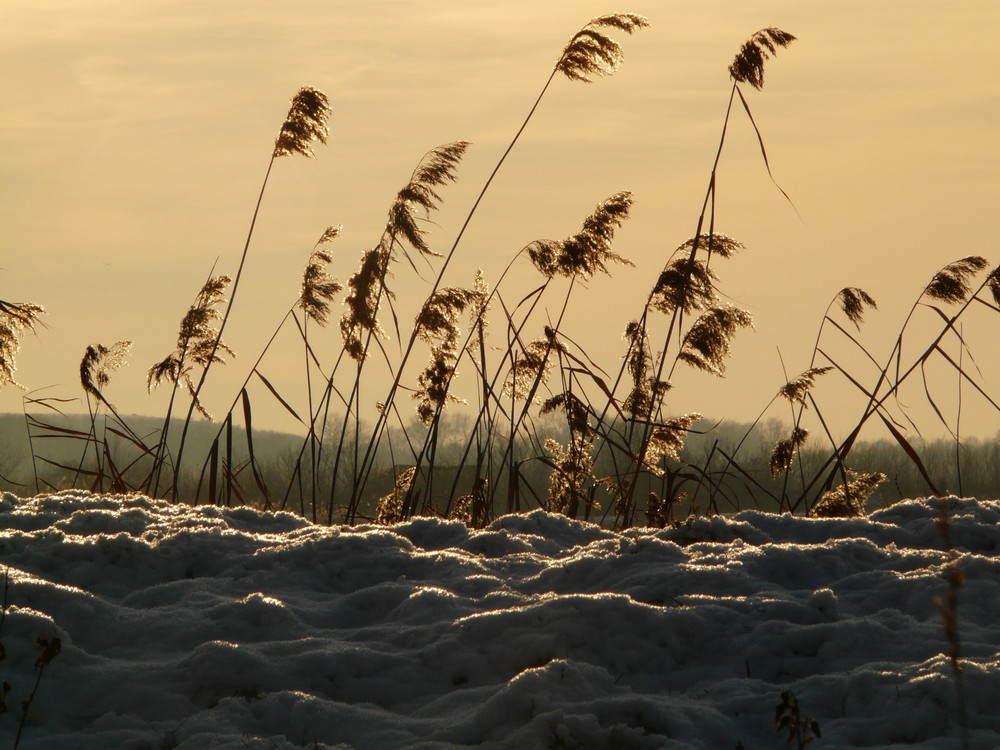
xmin=1 ymin=490 xmax=998 ymax=749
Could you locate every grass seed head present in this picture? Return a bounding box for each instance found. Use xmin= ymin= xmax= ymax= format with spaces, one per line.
xmin=729 ymin=27 xmax=797 ymax=90
xmin=555 ymin=13 xmax=649 ymax=83
xmin=80 ymin=340 xmax=132 ymax=399
xmin=924 ymin=256 xmax=989 ymax=304
xmin=677 ymin=305 xmax=753 ymax=376
xmin=835 ymin=287 xmax=877 ymax=329
xmin=0 ymin=299 xmax=45 ymax=389
xmin=273 ymin=87 xmax=331 ymax=158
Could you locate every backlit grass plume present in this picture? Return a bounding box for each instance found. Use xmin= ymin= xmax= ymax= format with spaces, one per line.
xmin=340 ymin=143 xmax=470 ymax=360
xmin=677 ymin=305 xmax=753 ymax=376
xmin=80 ymin=341 xmax=131 ymax=403
xmin=779 ymin=366 xmax=834 ymax=406
xmin=729 ymin=27 xmax=797 ymax=90
xmin=770 ymin=426 xmax=809 ymax=478
xmin=413 ymin=286 xmax=483 ymax=424
xmin=923 ymin=256 xmax=989 ymax=304
xmin=835 ymin=287 xmax=878 ymax=329
xmin=299 ymin=225 xmax=343 ymax=326
xmin=0 ymin=299 xmax=44 ymax=389
xmin=810 ymin=470 xmax=886 ymax=518
xmin=555 ymin=13 xmax=649 ymax=82
xmin=148 ymin=274 xmax=234 ymax=420
xmin=528 ymin=191 xmax=634 ymax=278
xmin=273 ymin=87 xmax=331 ymax=158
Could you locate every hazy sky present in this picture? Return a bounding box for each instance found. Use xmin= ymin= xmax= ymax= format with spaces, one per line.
xmin=2 ymin=0 xmax=998 ymax=440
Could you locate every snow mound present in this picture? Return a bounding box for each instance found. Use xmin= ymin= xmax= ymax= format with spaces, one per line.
xmin=1 ymin=490 xmax=998 ymax=749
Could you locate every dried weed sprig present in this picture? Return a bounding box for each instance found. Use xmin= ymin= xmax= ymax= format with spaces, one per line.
xmin=544 ymin=436 xmax=596 ymax=514
xmin=375 ymin=467 xmax=415 ymax=525
xmin=677 ymin=305 xmax=753 ymax=376
xmin=413 ymin=286 xmax=483 ymax=424
xmin=299 ymin=225 xmax=343 ymax=325
xmin=835 ymin=287 xmax=878 ymax=329
xmin=986 ymin=265 xmax=1000 ymax=306
xmin=729 ymin=28 xmax=797 ymax=90
xmin=273 ymin=87 xmax=331 ymax=158
xmin=555 ymin=13 xmax=649 ymax=83
xmin=774 ymin=690 xmax=821 ymax=749
xmin=340 ymin=143 xmax=470 ymax=360
xmin=676 ymin=233 xmax=745 ymax=261
xmin=650 ymin=258 xmax=717 ymax=315
xmin=387 ymin=141 xmax=470 ymax=260
xmin=810 ymin=470 xmax=886 ymax=518
xmin=621 ymin=320 xmax=671 ymax=418
xmin=80 ymin=341 xmax=132 ymax=402
xmin=769 ymin=426 xmax=810 ymax=478
xmin=541 ymin=391 xmax=592 ymax=436
xmin=778 ymin=367 xmax=834 ymax=405
xmin=923 ymin=256 xmax=990 ymax=305
xmin=645 ymin=413 xmax=703 ymax=471
xmin=505 ymin=338 xmax=561 ymax=401
xmin=0 ymin=300 xmax=44 ymax=390
xmin=148 ymin=275 xmax=234 ymax=420
xmin=528 ymin=192 xmax=634 ymax=278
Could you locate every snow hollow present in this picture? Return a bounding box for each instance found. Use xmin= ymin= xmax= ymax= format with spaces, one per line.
xmin=1 ymin=491 xmax=998 ymax=749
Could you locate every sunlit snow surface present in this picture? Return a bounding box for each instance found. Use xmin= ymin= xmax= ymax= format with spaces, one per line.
xmin=1 ymin=491 xmax=999 ymax=749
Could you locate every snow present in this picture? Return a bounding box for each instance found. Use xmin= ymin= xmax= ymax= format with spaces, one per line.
xmin=1 ymin=490 xmax=998 ymax=749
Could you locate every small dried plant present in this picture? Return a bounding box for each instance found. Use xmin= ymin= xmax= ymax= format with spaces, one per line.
xmin=298 ymin=225 xmax=343 ymax=326
xmin=375 ymin=467 xmax=415 ymax=525
xmin=677 ymin=305 xmax=754 ymax=376
xmin=809 ymin=470 xmax=886 ymax=518
xmin=273 ymin=87 xmax=332 ymax=159
xmin=729 ymin=28 xmax=797 ymax=90
xmin=555 ymin=13 xmax=649 ymax=82
xmin=80 ymin=341 xmax=132 ymax=405
xmin=774 ymin=690 xmax=820 ymax=748
xmin=0 ymin=300 xmax=45 ymax=390
xmin=148 ymin=275 xmax=234 ymax=420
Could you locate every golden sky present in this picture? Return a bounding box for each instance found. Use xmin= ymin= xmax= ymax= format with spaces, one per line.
xmin=2 ymin=0 xmax=998 ymax=439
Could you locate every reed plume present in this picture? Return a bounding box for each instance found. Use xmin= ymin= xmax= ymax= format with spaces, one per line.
xmin=299 ymin=225 xmax=343 ymax=326
xmin=528 ymin=191 xmax=634 ymax=278
xmin=80 ymin=341 xmax=131 ymax=403
xmin=677 ymin=305 xmax=753 ymax=376
xmin=809 ymin=470 xmax=886 ymax=518
xmin=0 ymin=300 xmax=44 ymax=389
xmin=923 ymin=256 xmax=989 ymax=304
xmin=505 ymin=337 xmax=560 ymax=401
xmin=729 ymin=28 xmax=797 ymax=90
xmin=413 ymin=286 xmax=483 ymax=424
xmin=340 ymin=142 xmax=470 ymax=360
xmin=148 ymin=274 xmax=234 ymax=420
xmin=834 ymin=287 xmax=878 ymax=329
xmin=555 ymin=13 xmax=649 ymax=82
xmin=544 ymin=436 xmax=595 ymax=514
xmin=273 ymin=87 xmax=331 ymax=158
xmin=375 ymin=467 xmax=415 ymax=525
xmin=541 ymin=391 xmax=592 ymax=436
xmin=769 ymin=426 xmax=809 ymax=478
xmin=778 ymin=367 xmax=834 ymax=406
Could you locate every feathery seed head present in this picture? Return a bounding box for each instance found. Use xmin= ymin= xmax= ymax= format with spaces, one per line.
xmin=924 ymin=256 xmax=989 ymax=304
xmin=80 ymin=340 xmax=131 ymax=399
xmin=778 ymin=366 xmax=834 ymax=405
xmin=677 ymin=305 xmax=753 ymax=376
xmin=810 ymin=471 xmax=886 ymax=518
xmin=340 ymin=248 xmax=391 ymax=360
xmin=387 ymin=142 xmax=470 ymax=259
xmin=529 ymin=191 xmax=634 ymax=278
xmin=505 ymin=338 xmax=554 ymax=401
xmin=835 ymin=287 xmax=877 ymax=329
xmin=544 ymin=436 xmax=596 ymax=515
xmin=299 ymin=227 xmax=343 ymax=325
xmin=273 ymin=87 xmax=331 ymax=158
xmin=541 ymin=391 xmax=592 ymax=436
xmin=0 ymin=299 xmax=44 ymax=390
xmin=729 ymin=27 xmax=796 ymax=90
xmin=769 ymin=426 xmax=809 ymax=478
xmin=556 ymin=13 xmax=649 ymax=83
xmin=645 ymin=413 xmax=703 ymax=471
xmin=651 ymin=257 xmax=717 ymax=315
xmin=677 ymin=233 xmax=745 ymax=260
xmin=375 ymin=467 xmax=415 ymax=525
xmin=988 ymin=265 xmax=1000 ymax=306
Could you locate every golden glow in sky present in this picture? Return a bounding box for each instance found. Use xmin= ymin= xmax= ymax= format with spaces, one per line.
xmin=1 ymin=0 xmax=998 ymax=438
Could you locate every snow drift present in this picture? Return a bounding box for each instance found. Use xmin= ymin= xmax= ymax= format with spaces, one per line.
xmin=1 ymin=490 xmax=998 ymax=749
